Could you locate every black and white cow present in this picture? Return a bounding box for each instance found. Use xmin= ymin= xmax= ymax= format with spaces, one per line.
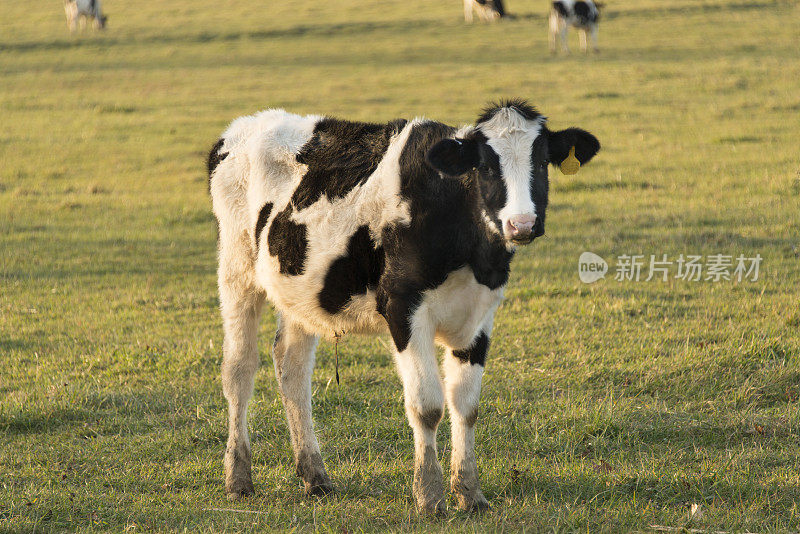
xmin=64 ymin=0 xmax=107 ymax=32
xmin=549 ymin=0 xmax=600 ymax=54
xmin=208 ymin=100 xmax=600 ymax=514
xmin=463 ymin=0 xmax=506 ymax=23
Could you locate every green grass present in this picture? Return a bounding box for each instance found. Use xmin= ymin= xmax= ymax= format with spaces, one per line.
xmin=2 ymin=0 xmax=800 ymax=531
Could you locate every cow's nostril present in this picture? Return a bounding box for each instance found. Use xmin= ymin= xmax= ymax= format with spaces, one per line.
xmin=508 ymin=215 xmax=536 ymax=235
xmin=504 ymin=215 xmax=537 ymax=239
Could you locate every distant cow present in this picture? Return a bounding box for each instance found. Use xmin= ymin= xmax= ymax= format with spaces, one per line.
xmin=463 ymin=0 xmax=506 ymax=22
xmin=209 ymin=100 xmax=599 ymax=514
xmin=64 ymin=0 xmax=107 ymax=32
xmin=550 ymin=0 xmax=600 ymax=53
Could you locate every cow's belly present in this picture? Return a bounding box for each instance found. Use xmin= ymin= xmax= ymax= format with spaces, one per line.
xmin=420 ymin=267 xmax=505 ymax=350
xmin=256 ymin=257 xmax=387 ymax=338
xmin=258 ymin=257 xmax=502 ymax=348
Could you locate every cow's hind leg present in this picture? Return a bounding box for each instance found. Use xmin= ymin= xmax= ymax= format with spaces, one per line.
xmin=272 ymin=315 xmax=333 ymax=496
xmin=591 ymin=24 xmax=599 ymax=53
xmin=463 ymin=0 xmax=474 ymax=23
xmin=220 ymin=256 xmax=265 ymax=500
xmin=444 ymin=333 xmax=490 ymax=512
xmin=548 ymin=18 xmax=558 ymax=54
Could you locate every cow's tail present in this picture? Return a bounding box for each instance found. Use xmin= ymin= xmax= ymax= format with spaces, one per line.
xmin=207 ymin=138 xmax=228 ymax=193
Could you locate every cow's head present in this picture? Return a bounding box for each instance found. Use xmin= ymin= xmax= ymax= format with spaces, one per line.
xmin=477 ymin=0 xmax=506 ymax=19
xmin=426 ymin=99 xmax=600 ymax=246
xmin=96 ymin=14 xmax=108 ymax=29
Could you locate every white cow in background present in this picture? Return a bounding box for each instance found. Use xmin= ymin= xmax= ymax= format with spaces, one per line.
xmin=549 ymin=0 xmax=600 ymax=54
xmin=64 ymin=0 xmax=107 ymax=32
xmin=463 ymin=0 xmax=506 ymax=22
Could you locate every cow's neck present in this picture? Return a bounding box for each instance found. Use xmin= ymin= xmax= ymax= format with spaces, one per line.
xmin=466 ymin=180 xmax=514 ymax=290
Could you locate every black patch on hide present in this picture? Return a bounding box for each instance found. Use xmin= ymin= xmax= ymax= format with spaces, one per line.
xmin=254 ymin=202 xmax=273 ymax=250
xmin=267 ymin=204 xmax=308 ymax=276
xmin=452 ymin=332 xmax=489 ymax=366
xmin=574 ymin=1 xmax=598 ymax=24
xmin=491 ymin=0 xmax=506 ymax=17
xmin=318 ymin=225 xmax=385 ymax=314
xmin=476 ymin=0 xmax=506 ymax=17
xmin=472 ymin=130 xmax=507 ymax=224
xmin=291 ymin=118 xmax=408 ymax=210
xmin=552 ymin=1 xmax=570 ymax=17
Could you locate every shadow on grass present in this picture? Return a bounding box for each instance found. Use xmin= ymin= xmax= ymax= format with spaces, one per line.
xmin=0 ymin=19 xmax=441 ymax=53
xmin=602 ymin=1 xmax=785 ymax=21
xmin=3 ymin=234 xmax=215 ymax=282
xmin=495 ymin=470 xmax=800 ymax=515
xmin=612 ymin=226 xmax=793 ymax=249
xmin=0 ymin=337 xmax=39 ymax=353
xmin=0 ymin=407 xmax=90 ymax=435
xmin=672 ymin=230 xmax=789 ymax=249
xmin=555 ymin=180 xmax=661 ymax=193
xmin=0 ymin=388 xmax=208 ymax=435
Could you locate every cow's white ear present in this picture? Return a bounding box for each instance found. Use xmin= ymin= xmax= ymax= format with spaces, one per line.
xmin=426 ymin=138 xmax=480 ymax=177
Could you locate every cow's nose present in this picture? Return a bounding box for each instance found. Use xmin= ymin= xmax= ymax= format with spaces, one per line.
xmin=505 ymin=214 xmax=537 ymax=239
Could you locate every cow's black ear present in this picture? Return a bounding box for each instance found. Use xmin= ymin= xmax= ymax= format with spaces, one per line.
xmin=426 ymin=138 xmax=480 ymax=177
xmin=548 ymin=127 xmax=601 ymax=166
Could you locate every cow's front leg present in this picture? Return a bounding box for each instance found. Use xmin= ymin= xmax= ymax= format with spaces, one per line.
xmin=272 ymin=315 xmax=333 ymax=496
xmin=562 ymin=27 xmax=571 ymax=54
xmin=444 ymin=332 xmax=490 ymax=512
xmin=220 ymin=275 xmax=265 ymax=500
xmin=392 ymin=317 xmax=445 ymax=515
xmin=463 ymin=0 xmax=474 ymax=23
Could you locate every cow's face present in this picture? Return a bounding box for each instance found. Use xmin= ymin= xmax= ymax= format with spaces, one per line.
xmin=426 ymin=100 xmax=600 ymax=246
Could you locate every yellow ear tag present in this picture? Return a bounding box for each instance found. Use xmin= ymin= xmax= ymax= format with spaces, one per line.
xmin=559 ymin=146 xmax=580 ymax=175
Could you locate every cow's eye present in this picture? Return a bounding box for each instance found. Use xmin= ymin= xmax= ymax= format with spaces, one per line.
xmin=480 ymin=164 xmax=498 ymax=179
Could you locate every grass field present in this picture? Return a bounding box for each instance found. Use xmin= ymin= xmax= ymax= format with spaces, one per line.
xmin=2 ymin=0 xmax=800 ymax=531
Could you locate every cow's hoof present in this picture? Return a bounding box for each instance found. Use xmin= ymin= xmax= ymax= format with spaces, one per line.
xmin=417 ymin=497 xmax=446 ymax=517
xmin=415 ymin=476 xmax=445 ymax=515
xmin=297 ymin=451 xmax=334 ymax=497
xmin=304 ymin=477 xmax=335 ymax=497
xmin=225 ymin=482 xmax=254 ymax=501
xmin=454 ymin=490 xmax=490 ymax=513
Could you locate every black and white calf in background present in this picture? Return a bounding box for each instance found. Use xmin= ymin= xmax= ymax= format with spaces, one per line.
xmin=463 ymin=0 xmax=506 ymax=22
xmin=549 ymin=0 xmax=600 ymax=54
xmin=209 ymin=100 xmax=600 ymax=514
xmin=64 ymin=0 xmax=107 ymax=32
